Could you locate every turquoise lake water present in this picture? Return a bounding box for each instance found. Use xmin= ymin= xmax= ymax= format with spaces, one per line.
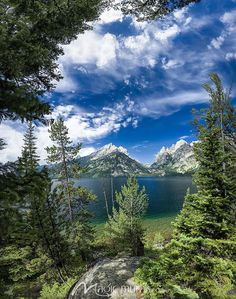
xmin=73 ymin=176 xmax=196 ymax=223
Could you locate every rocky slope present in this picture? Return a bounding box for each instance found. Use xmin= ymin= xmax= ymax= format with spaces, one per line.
xmin=79 ymin=144 xmax=150 ymax=177
xmin=150 ymin=140 xmax=197 ymax=176
xmin=77 ymin=140 xmax=198 ymax=177
xmin=67 ymin=257 xmax=142 ymax=299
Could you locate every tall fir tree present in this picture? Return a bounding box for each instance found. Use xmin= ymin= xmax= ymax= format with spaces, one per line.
xmin=46 ymin=117 xmax=81 ymax=220
xmin=18 ymin=121 xmax=39 ymax=175
xmin=135 ymin=74 xmax=236 ymax=299
xmin=46 ymin=118 xmax=95 ymax=261
xmin=106 ymin=176 xmax=148 ymax=256
xmin=0 ymin=122 xmax=71 ymax=298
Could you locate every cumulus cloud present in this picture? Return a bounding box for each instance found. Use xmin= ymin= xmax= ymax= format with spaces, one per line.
xmin=55 ymin=6 xmax=192 ymax=92
xmin=0 ymin=98 xmax=138 ymax=164
xmin=60 ymin=31 xmax=119 ymax=69
xmin=55 ymin=63 xmax=78 ymax=93
xmin=0 ymin=123 xmax=25 ymax=163
xmin=99 ymin=8 xmax=123 ymax=24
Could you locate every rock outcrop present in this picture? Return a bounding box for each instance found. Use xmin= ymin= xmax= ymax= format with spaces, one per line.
xmin=150 ymin=140 xmax=197 ymax=176
xmin=67 ymin=257 xmax=143 ymax=299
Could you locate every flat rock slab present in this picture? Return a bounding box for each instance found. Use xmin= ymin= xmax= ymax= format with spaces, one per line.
xmin=68 ymin=257 xmax=143 ymax=299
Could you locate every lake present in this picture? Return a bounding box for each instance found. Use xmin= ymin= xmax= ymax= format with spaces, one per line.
xmin=73 ymin=176 xmax=196 ymax=223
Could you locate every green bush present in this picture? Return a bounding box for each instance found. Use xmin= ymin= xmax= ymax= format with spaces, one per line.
xmin=39 ymin=278 xmax=77 ymax=299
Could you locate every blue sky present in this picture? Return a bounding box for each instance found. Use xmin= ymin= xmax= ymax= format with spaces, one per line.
xmin=0 ymin=0 xmax=236 ymax=164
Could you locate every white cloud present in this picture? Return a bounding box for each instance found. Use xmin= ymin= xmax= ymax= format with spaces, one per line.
xmin=54 ymin=63 xmax=78 ymax=93
xmin=0 ymin=99 xmax=138 ymax=164
xmin=79 ymin=147 xmax=96 ymax=157
xmin=162 ymin=57 xmax=183 ymax=70
xmin=99 ymin=8 xmax=123 ymax=24
xmin=135 ymin=90 xmax=208 ymax=118
xmin=221 ymin=10 xmax=236 ymax=27
xmin=208 ymin=9 xmax=236 ymax=53
xmin=0 ymin=124 xmax=24 ymax=163
xmin=154 ymin=24 xmax=181 ymax=43
xmin=208 ymin=35 xmax=225 ymax=49
xmin=60 ymin=31 xmax=119 ymax=69
xmin=56 ymin=6 xmax=192 ymax=92
xmin=226 ymin=52 xmax=236 ymax=60
xmin=179 ymin=135 xmax=189 ymax=140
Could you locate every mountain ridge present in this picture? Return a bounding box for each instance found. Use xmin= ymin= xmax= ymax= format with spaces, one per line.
xmin=79 ymin=140 xmax=198 ymax=177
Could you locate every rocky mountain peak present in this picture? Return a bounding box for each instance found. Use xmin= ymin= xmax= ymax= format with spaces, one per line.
xmin=91 ymin=143 xmax=129 ymax=161
xmin=170 ymin=139 xmax=188 ymax=153
xmin=152 ymin=139 xmax=197 ymax=176
xmin=156 ymin=140 xmax=188 ymax=161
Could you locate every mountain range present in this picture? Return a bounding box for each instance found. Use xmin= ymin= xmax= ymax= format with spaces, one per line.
xmin=79 ymin=140 xmax=198 ymax=177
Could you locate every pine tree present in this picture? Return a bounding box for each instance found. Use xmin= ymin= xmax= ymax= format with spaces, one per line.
xmin=18 ymin=121 xmax=39 ymax=175
xmin=106 ymin=176 xmax=148 ymax=256
xmin=46 ymin=117 xmax=81 ymax=220
xmin=0 ymin=0 xmax=105 ymax=122
xmin=135 ymin=74 xmax=236 ymax=298
xmin=0 ymin=122 xmax=71 ymax=297
xmin=46 ymin=118 xmax=96 ymax=261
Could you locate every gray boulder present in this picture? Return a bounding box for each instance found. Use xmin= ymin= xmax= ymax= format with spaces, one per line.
xmin=67 ymin=257 xmax=143 ymax=299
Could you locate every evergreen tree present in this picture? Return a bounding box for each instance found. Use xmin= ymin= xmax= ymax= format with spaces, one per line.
xmin=135 ymin=74 xmax=236 ymax=298
xmin=46 ymin=117 xmax=81 ymax=220
xmin=0 ymin=122 xmax=71 ymax=297
xmin=18 ymin=121 xmax=39 ymax=175
xmin=0 ymin=0 xmax=105 ymax=122
xmin=106 ymin=176 xmax=148 ymax=256
xmin=46 ymin=118 xmax=96 ymax=261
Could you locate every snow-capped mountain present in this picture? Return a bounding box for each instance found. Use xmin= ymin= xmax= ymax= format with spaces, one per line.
xmin=89 ymin=144 xmax=129 ymax=160
xmin=79 ymin=144 xmax=149 ymax=177
xmin=78 ymin=140 xmax=198 ymax=177
xmin=150 ymin=140 xmax=197 ymax=176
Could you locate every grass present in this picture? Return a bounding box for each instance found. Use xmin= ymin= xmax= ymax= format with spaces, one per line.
xmin=142 ymin=214 xmax=176 ymax=239
xmin=94 ymin=214 xmax=176 ymax=241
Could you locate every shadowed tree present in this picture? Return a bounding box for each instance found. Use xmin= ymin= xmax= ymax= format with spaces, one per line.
xmin=0 ymin=0 xmax=106 ymax=122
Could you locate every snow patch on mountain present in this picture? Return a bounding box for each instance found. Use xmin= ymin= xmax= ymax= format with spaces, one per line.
xmin=151 ymin=139 xmax=197 ymax=175
xmin=90 ymin=143 xmax=129 ymax=160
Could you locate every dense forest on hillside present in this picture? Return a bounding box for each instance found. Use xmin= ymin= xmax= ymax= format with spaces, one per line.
xmin=0 ymin=1 xmax=235 ymax=298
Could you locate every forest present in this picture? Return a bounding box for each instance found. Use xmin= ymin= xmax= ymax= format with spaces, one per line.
xmin=0 ymin=1 xmax=235 ymax=298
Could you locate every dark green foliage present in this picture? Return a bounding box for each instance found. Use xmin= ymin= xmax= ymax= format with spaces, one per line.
xmin=0 ymin=0 xmax=105 ymax=121
xmin=106 ymin=176 xmax=148 ymax=256
xmin=0 ymin=123 xmax=71 ymax=297
xmin=119 ymin=0 xmax=201 ymax=20
xmin=18 ymin=121 xmax=39 ymax=175
xmin=135 ymin=74 xmax=236 ymax=298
